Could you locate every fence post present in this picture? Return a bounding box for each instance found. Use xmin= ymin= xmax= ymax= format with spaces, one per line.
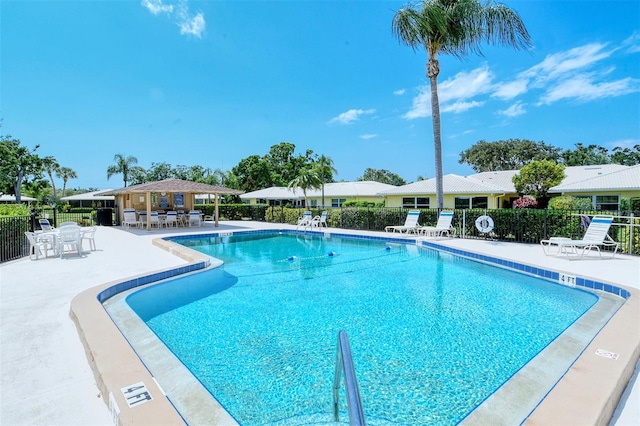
xmin=29 ymin=208 xmax=36 ymax=232
xmin=543 ymin=208 xmax=548 ymax=240
xmin=462 ymin=210 xmax=466 ymax=239
xmin=630 ymin=213 xmax=635 ymax=255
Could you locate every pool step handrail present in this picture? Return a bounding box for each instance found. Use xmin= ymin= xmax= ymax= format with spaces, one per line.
xmin=333 ymin=330 xmax=366 ymax=425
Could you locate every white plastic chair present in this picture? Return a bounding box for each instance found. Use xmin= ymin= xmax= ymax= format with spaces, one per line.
xmin=25 ymin=231 xmax=53 ymax=260
xmin=57 ymin=225 xmax=82 ymax=258
xmin=149 ymin=211 xmax=161 ymax=229
xmin=122 ymin=209 xmax=141 ymax=228
xmin=418 ymin=211 xmax=455 ymax=237
xmin=165 ymin=211 xmax=178 ymax=228
xmin=310 ymin=211 xmax=328 ymax=228
xmin=81 ymin=226 xmax=97 ymax=251
xmin=540 ymin=215 xmax=619 ymax=259
xmin=188 ymin=210 xmax=201 ymax=227
xmin=296 ymin=211 xmax=313 ymax=229
xmin=385 ymin=211 xmax=421 ymax=234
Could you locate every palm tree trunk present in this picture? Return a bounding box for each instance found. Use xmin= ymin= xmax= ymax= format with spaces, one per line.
xmin=428 ymin=56 xmax=444 ymax=210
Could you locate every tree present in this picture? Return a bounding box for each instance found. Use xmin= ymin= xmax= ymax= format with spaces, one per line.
xmin=107 ymin=154 xmax=138 ymax=187
xmin=57 ymin=166 xmax=77 ymax=197
xmin=512 ymin=160 xmax=565 ymax=208
xmin=358 ymin=168 xmax=407 ymax=186
xmin=611 ymin=145 xmax=640 ymax=166
xmin=287 ymin=167 xmax=322 ymax=208
xmin=459 ymin=139 xmax=561 ymax=172
xmin=232 ymin=155 xmax=273 ymax=192
xmin=0 ymin=136 xmax=43 ymax=203
xmin=392 ymin=0 xmax=532 ymax=209
xmin=41 ymin=156 xmax=61 ymax=200
xmin=313 ymin=154 xmax=338 ymax=208
xmin=561 ymin=143 xmax=610 ymax=166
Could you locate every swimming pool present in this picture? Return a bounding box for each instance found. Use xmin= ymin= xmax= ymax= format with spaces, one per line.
xmin=123 ymin=232 xmax=602 ymax=425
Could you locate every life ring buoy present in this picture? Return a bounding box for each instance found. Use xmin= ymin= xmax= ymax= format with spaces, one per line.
xmin=475 ymin=215 xmax=494 ymax=233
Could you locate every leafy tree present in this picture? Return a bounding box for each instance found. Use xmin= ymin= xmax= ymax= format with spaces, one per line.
xmin=265 ymin=142 xmax=315 ymax=186
xmin=58 ymin=166 xmax=77 ymax=197
xmin=611 ymin=145 xmax=640 ymax=166
xmin=41 ymin=156 xmax=61 ymax=200
xmin=392 ymin=0 xmax=532 ymax=209
xmin=561 ymin=143 xmax=610 ymax=166
xmin=512 ymin=160 xmax=565 ymax=208
xmin=232 ymin=155 xmax=273 ymax=192
xmin=145 ymin=162 xmax=175 ymax=182
xmin=459 ymin=139 xmax=561 ymax=172
xmin=107 ymin=154 xmax=138 ymax=187
xmin=287 ymin=167 xmax=322 ymax=207
xmin=358 ymin=168 xmax=407 ymax=186
xmin=0 ymin=136 xmax=43 ymax=203
xmin=313 ymin=154 xmax=338 ymax=208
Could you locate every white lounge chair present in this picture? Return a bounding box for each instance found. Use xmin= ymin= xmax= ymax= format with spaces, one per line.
xmin=122 ymin=209 xmax=141 ymax=228
xmin=310 ymin=211 xmax=328 ymax=228
xmin=418 ymin=211 xmax=455 ymax=238
xmin=39 ymin=218 xmax=54 ymax=232
xmin=540 ymin=215 xmax=619 ymax=260
xmin=149 ymin=211 xmax=162 ymax=229
xmin=385 ymin=211 xmax=421 ymax=234
xmin=296 ymin=211 xmax=313 ymax=229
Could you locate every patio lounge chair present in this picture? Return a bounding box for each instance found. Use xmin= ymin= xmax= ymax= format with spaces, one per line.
xmin=149 ymin=211 xmax=161 ymax=229
xmin=385 ymin=211 xmax=421 ymax=234
xmin=165 ymin=211 xmax=178 ymax=228
xmin=310 ymin=211 xmax=328 ymax=228
xmin=39 ymin=218 xmax=55 ymax=232
xmin=418 ymin=211 xmax=455 ymax=238
xmin=540 ymin=215 xmax=619 ymax=260
xmin=296 ymin=211 xmax=313 ymax=229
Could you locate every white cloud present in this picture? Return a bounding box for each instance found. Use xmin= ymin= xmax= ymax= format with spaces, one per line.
xmin=393 ymin=89 xmax=406 ymax=95
xmin=141 ymin=0 xmax=173 ymax=15
xmin=177 ymin=1 xmax=205 ymax=38
xmin=609 ymin=138 xmax=640 ymax=149
xmin=492 ymin=79 xmax=529 ymax=100
xmin=404 ymin=65 xmax=492 ymax=119
xmin=498 ymin=101 xmax=526 ymax=118
xmin=329 ymin=108 xmax=375 ymax=125
xmin=622 ymin=31 xmax=640 ymax=54
xmin=360 ymin=134 xmax=378 ymax=140
xmin=540 ymin=74 xmax=640 ymax=104
xmin=142 ymin=0 xmax=205 ymax=38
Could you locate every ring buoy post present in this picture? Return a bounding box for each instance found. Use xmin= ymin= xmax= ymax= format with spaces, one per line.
xmin=475 ymin=215 xmax=494 ymax=234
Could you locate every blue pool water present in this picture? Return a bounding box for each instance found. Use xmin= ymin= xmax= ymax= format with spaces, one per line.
xmin=126 ymin=232 xmax=598 ymax=425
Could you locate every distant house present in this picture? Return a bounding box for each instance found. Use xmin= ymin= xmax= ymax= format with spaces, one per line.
xmin=380 ymin=164 xmax=637 ymax=210
xmin=240 ymin=181 xmax=396 ymax=208
xmin=0 ymin=195 xmax=36 ymax=204
xmin=60 ymin=190 xmax=115 ymax=208
xmin=549 ymin=164 xmax=640 ymax=211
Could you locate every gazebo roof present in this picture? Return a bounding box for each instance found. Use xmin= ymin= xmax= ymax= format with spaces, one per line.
xmin=97 ymin=179 xmax=243 ymax=196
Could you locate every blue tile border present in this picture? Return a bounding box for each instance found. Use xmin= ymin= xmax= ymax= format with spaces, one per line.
xmin=419 ymin=240 xmax=631 ymax=300
xmin=98 ymin=229 xmax=630 ymax=305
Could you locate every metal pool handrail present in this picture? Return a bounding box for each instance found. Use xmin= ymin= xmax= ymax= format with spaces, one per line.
xmin=333 ymin=330 xmax=366 ymax=425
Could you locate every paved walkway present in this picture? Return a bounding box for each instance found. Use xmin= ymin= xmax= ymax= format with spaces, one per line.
xmin=1 ymin=222 xmax=638 ymax=425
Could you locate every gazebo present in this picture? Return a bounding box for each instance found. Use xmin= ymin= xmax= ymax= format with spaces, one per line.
xmin=97 ymin=179 xmax=243 ymax=230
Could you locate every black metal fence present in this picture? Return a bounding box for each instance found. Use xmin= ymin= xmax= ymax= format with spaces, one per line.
xmin=3 ymin=206 xmax=638 ymax=263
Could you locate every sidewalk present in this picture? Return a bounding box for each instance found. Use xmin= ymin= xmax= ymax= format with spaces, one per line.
xmin=1 ymin=222 xmax=638 ymax=425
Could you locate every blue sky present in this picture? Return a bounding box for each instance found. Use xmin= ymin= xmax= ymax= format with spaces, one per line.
xmin=2 ymin=0 xmax=639 ymax=190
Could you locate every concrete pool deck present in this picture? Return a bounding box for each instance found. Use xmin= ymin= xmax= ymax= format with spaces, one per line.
xmin=1 ymin=221 xmax=638 ymax=425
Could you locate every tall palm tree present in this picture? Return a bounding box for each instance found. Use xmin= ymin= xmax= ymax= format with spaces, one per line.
xmin=58 ymin=166 xmax=77 ymax=197
xmin=41 ymin=156 xmax=60 ymax=199
xmin=314 ymin=155 xmax=338 ymax=208
xmin=392 ymin=0 xmax=531 ymax=209
xmin=287 ymin=167 xmax=322 ymax=208
xmin=107 ymin=154 xmax=138 ymax=187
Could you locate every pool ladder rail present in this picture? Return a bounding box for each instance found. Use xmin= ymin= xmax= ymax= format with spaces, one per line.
xmin=333 ymin=330 xmax=366 ymax=426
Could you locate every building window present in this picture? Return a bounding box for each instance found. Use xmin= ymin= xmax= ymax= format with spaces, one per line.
xmin=471 ymin=197 xmax=488 ymax=209
xmin=310 ymin=199 xmax=318 ymax=207
xmin=455 ymin=197 xmax=470 ymax=209
xmin=332 ymin=198 xmax=346 ymax=208
xmin=455 ymin=196 xmax=488 ymax=209
xmin=402 ymin=197 xmax=430 ymax=208
xmin=595 ymin=195 xmax=619 ymax=211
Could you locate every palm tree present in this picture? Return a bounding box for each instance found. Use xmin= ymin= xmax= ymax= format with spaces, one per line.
xmin=314 ymin=155 xmax=338 ymax=208
xmin=58 ymin=166 xmax=77 ymax=197
xmin=287 ymin=168 xmax=322 ymax=208
xmin=107 ymin=154 xmax=138 ymax=187
xmin=392 ymin=0 xmax=531 ymax=209
xmin=41 ymin=156 xmax=60 ymax=199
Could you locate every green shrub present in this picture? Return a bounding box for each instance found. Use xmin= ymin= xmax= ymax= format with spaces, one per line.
xmin=548 ymin=196 xmax=593 ymax=211
xmin=0 ymin=204 xmax=30 ymax=216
